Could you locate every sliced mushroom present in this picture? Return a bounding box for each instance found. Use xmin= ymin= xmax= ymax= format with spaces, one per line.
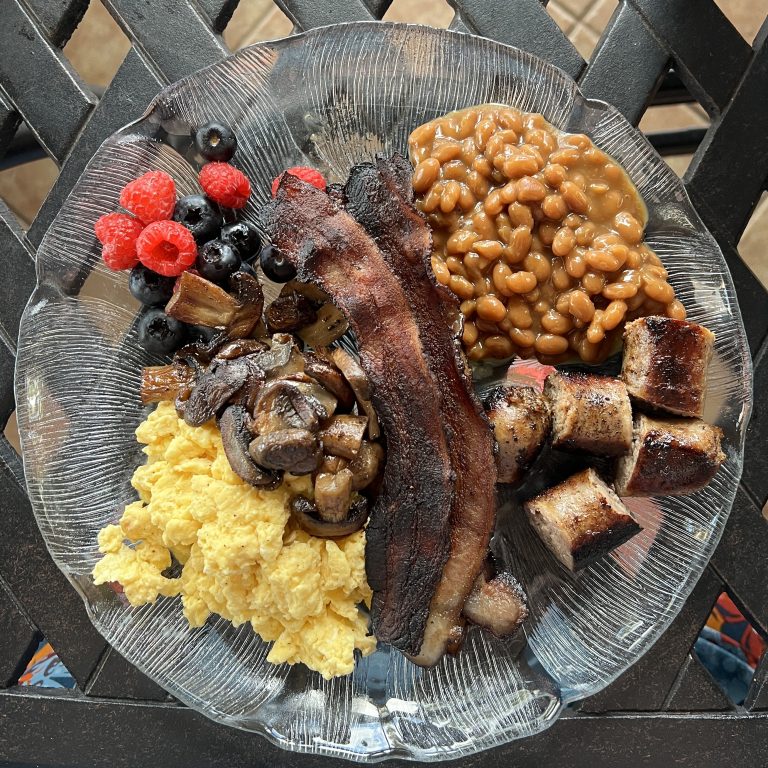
xmin=314 ymin=467 xmax=354 ymax=522
xmin=226 ymin=272 xmax=264 ymax=339
xmin=228 ymin=355 xmax=267 ymax=413
xmin=290 ymin=494 xmax=368 ymax=538
xmin=166 ymin=271 xmax=240 ymax=328
xmin=282 ymin=374 xmax=338 ymax=420
xmin=140 ymin=362 xmax=195 ymax=404
xmin=319 ymin=415 xmax=368 ymax=459
xmin=303 ymin=349 xmax=355 ymax=411
xmin=347 ymin=440 xmax=384 ymax=491
xmin=218 ymin=405 xmax=281 ymax=488
xmin=298 ymin=301 xmax=349 ymax=347
xmin=183 ymin=357 xmax=250 ymax=427
xmin=215 ymin=338 xmax=268 ymax=360
xmin=265 ymin=290 xmax=317 ymax=333
xmin=249 ymin=428 xmax=321 ymax=474
xmin=317 ymin=455 xmax=349 ymax=475
xmin=253 ymin=380 xmax=322 ymax=434
xmin=330 ymin=348 xmax=380 ymax=439
xmin=258 ymin=334 xmax=305 ymax=379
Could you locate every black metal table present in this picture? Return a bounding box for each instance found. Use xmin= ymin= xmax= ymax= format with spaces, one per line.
xmin=1 ymin=2 xmax=767 ymax=766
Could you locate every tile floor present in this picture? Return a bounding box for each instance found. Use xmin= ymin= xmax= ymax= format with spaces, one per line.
xmin=0 ymin=0 xmax=766 ymax=286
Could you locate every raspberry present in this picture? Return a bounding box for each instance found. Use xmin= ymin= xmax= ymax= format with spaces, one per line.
xmin=137 ymin=221 xmax=197 ymax=277
xmin=94 ymin=213 xmax=143 ymax=270
xmin=199 ymin=162 xmax=251 ymax=209
xmin=271 ymin=166 xmax=326 ymax=197
xmin=119 ymin=170 xmax=176 ymax=224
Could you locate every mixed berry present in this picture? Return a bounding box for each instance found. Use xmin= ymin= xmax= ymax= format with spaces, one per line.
xmin=94 ymin=118 xmax=326 ymax=355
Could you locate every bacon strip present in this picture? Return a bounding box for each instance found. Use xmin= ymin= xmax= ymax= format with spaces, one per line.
xmin=344 ymin=156 xmax=497 ymax=665
xmin=262 ymin=176 xmax=453 ymax=653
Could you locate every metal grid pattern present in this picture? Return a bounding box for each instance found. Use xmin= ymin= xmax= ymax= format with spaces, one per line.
xmin=1 ymin=1 xmax=767 ymax=764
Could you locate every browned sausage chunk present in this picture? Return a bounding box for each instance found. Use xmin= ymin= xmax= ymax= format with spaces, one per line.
xmin=484 ymin=385 xmax=550 ymax=485
xmin=614 ymin=414 xmax=725 ymax=496
xmin=621 ymin=316 xmax=715 ymax=418
xmin=544 ymin=371 xmax=632 ymax=456
xmin=524 ymin=468 xmax=641 ymax=571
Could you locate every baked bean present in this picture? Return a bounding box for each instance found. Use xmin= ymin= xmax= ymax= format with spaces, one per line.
xmin=569 ymin=290 xmax=595 ymax=322
xmin=507 ymin=202 xmax=534 ymax=229
xmin=458 ymin=185 xmax=476 ymax=211
xmin=538 ymin=223 xmax=558 ymax=246
xmin=603 ymin=281 xmax=638 ymax=300
xmin=615 ymin=211 xmax=643 ymax=244
xmin=446 ymin=229 xmax=479 ymax=254
xmin=504 ymin=227 xmax=532 ymax=263
xmin=476 ymin=295 xmax=507 ymax=323
xmin=431 ymin=256 xmax=450 ymax=285
xmin=483 ymin=189 xmax=505 ymax=216
xmin=500 ymin=181 xmax=518 ymax=204
xmin=484 ymin=335 xmax=514 ymax=358
xmin=506 ymin=271 xmax=537 ymax=293
xmin=509 ymin=327 xmax=535 ymax=347
xmin=503 ymin=154 xmax=540 ymax=178
xmin=460 ymin=299 xmax=477 ymax=318
xmin=543 ymin=163 xmax=567 ymax=187
xmin=524 ymin=252 xmax=552 ymax=282
xmin=666 ymin=299 xmax=687 ymax=320
xmin=413 ymin=158 xmax=441 ymax=192
xmin=475 ymin=240 xmax=504 ymax=259
xmin=442 ymin=159 xmax=468 ymax=181
xmin=411 ymin=106 xmax=683 ymax=361
xmin=440 ymin=180 xmax=461 ymax=213
xmin=474 ymin=120 xmax=497 ymax=151
xmin=552 ymin=226 xmax=576 ymax=257
xmin=467 ymin=170 xmax=490 ymax=198
xmin=493 ymin=262 xmax=513 ymax=296
xmin=432 ymin=140 xmax=462 ymax=163
xmin=446 ymin=256 xmax=467 ymax=276
xmin=535 ymin=334 xmax=569 ymax=355
xmin=565 ymin=251 xmax=587 ymax=278
xmin=463 ymin=321 xmax=479 ymax=345
xmin=517 ymin=176 xmax=547 ymax=202
xmin=472 ymin=155 xmax=494 ymax=179
xmin=643 ymin=277 xmax=674 ymax=303
xmin=582 ymin=271 xmax=605 ymax=295
xmin=449 ymin=275 xmax=475 ymax=299
xmin=552 ymin=259 xmax=572 ymax=291
xmin=541 ymin=309 xmax=572 ymax=335
xmin=586 ymin=248 xmax=623 ymax=272
xmin=561 ymin=181 xmax=589 ymax=214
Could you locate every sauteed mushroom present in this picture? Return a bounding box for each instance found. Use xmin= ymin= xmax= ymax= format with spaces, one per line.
xmin=249 ymin=428 xmax=321 ymax=474
xmin=290 ymin=494 xmax=369 ymax=538
xmin=218 ymin=405 xmax=281 ymax=488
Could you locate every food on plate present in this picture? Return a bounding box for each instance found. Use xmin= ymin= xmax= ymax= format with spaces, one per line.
xmin=92 ymin=402 xmax=375 ymax=680
xmin=614 ymin=414 xmax=725 ymax=496
xmin=544 ymin=371 xmax=632 ymax=456
xmin=462 ymin=560 xmax=528 ymax=637
xmin=621 ymin=316 xmax=715 ymax=418
xmin=263 ymin=156 xmax=499 ymax=666
xmin=408 ymin=105 xmax=685 ymax=363
xmin=524 ymin=468 xmax=642 ymax=571
xmin=483 ymin=384 xmax=550 ymax=485
xmin=91 ymin=108 xmax=730 ymax=680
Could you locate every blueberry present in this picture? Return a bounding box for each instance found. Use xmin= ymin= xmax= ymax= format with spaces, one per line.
xmin=129 ymin=265 xmax=175 ymax=307
xmin=194 ymin=121 xmax=237 ymax=162
xmin=220 ymin=221 xmax=261 ymax=261
xmin=138 ymin=308 xmax=187 ymax=355
xmin=196 ymin=240 xmax=241 ymax=283
xmin=172 ymin=195 xmax=222 ymax=243
xmin=259 ymin=244 xmax=296 ymax=283
xmin=236 ymin=260 xmax=257 ymax=277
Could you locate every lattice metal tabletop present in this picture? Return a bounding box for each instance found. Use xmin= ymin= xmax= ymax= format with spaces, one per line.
xmin=1 ymin=1 xmax=767 ymax=766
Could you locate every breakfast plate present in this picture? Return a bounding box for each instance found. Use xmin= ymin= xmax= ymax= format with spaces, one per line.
xmin=15 ymin=22 xmax=752 ymax=762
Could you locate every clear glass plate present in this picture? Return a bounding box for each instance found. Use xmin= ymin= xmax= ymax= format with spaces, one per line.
xmin=14 ymin=22 xmax=752 ymax=762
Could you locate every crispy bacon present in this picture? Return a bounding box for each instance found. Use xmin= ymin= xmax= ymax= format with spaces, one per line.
xmin=344 ymin=156 xmax=498 ymax=665
xmin=262 ymin=174 xmax=453 ymax=653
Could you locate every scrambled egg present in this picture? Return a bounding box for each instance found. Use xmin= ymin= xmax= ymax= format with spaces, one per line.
xmin=92 ymin=400 xmax=376 ymax=679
